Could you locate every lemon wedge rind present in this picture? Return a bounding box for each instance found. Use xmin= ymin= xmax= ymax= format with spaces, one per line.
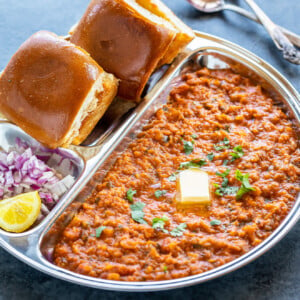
xmin=0 ymin=191 xmax=41 ymax=233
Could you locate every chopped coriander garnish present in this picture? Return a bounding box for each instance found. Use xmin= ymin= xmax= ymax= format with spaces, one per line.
xmin=154 ymin=190 xmax=167 ymax=198
xmin=207 ymin=153 xmax=215 ymax=161
xmin=95 ymin=226 xmax=106 ymax=238
xmin=210 ymin=219 xmax=221 ymax=226
xmin=214 ymin=169 xmax=239 ymax=196
xmin=214 ymin=137 xmax=230 ymax=151
xmin=222 ymin=177 xmax=229 ymax=187
xmin=235 ymin=170 xmax=256 ymax=199
xmin=213 ymin=183 xmax=223 ymax=196
xmin=152 ymin=215 xmax=169 ymax=233
xmin=224 ymin=125 xmax=230 ymax=132
xmin=167 ymin=173 xmax=177 ymax=182
xmin=179 ymin=159 xmax=207 ymax=169
xmin=236 ymin=184 xmax=254 ymax=199
xmin=223 ymin=137 xmax=230 ymax=145
xmin=216 ymin=168 xmax=230 ymax=178
xmin=130 ymin=202 xmax=147 ymax=224
xmin=219 ymin=146 xmax=230 ymax=151
xmin=170 ymin=223 xmax=187 ymax=237
xmin=183 ymin=140 xmax=194 ymax=155
xmin=223 ymin=159 xmax=229 ymax=166
xmin=214 ymin=184 xmax=239 ymax=196
xmin=126 ymin=188 xmax=136 ymax=203
xmin=214 ymin=145 xmax=225 ymax=151
xmin=163 ymin=265 xmax=168 ymax=273
xmin=230 ymin=145 xmax=244 ymax=161
xmin=191 ymin=134 xmax=198 ymax=139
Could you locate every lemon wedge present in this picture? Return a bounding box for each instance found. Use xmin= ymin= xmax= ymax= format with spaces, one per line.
xmin=0 ymin=191 xmax=41 ymax=233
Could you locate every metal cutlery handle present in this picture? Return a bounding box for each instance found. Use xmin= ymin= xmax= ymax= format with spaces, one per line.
xmin=224 ymin=3 xmax=300 ymax=49
xmin=243 ymin=0 xmax=300 ymax=65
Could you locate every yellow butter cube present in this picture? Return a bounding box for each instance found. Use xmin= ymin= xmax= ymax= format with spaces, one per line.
xmin=177 ymin=168 xmax=210 ymax=205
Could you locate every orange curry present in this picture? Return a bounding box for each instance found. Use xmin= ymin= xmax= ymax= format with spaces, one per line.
xmin=54 ymin=68 xmax=300 ymax=281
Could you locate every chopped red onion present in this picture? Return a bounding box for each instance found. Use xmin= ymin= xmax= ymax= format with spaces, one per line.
xmin=0 ymin=139 xmax=76 ymax=220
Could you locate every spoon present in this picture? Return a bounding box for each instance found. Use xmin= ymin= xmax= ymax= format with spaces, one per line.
xmin=244 ymin=0 xmax=300 ymax=64
xmin=187 ymin=0 xmax=300 ymax=49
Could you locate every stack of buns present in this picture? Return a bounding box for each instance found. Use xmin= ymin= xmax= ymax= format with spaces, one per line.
xmin=70 ymin=0 xmax=194 ymax=101
xmin=0 ymin=0 xmax=194 ymax=149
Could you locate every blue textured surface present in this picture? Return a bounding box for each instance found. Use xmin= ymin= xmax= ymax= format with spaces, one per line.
xmin=0 ymin=0 xmax=299 ymax=299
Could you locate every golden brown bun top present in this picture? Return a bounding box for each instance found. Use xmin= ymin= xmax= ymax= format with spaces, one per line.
xmin=135 ymin=0 xmax=195 ymax=66
xmin=70 ymin=0 xmax=176 ymax=101
xmin=0 ymin=31 xmax=104 ymax=148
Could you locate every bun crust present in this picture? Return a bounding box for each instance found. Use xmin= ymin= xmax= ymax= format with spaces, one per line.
xmin=135 ymin=0 xmax=195 ymax=66
xmin=70 ymin=0 xmax=177 ymax=101
xmin=0 ymin=31 xmax=118 ymax=148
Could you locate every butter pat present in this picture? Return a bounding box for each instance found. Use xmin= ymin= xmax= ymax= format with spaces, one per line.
xmin=177 ymin=168 xmax=210 ymax=205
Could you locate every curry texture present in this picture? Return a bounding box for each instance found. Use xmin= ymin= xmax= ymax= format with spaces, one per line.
xmin=54 ymin=68 xmax=300 ymax=281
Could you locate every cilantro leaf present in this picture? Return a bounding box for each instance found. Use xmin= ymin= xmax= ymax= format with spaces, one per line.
xmin=213 ymin=183 xmax=223 ymax=196
xmin=183 ymin=140 xmax=194 ymax=155
xmin=223 ymin=137 xmax=230 ymax=145
xmin=214 ymin=145 xmax=226 ymax=151
xmin=191 ymin=134 xmax=198 ymax=139
xmin=230 ymin=145 xmax=244 ymax=161
xmin=214 ymin=183 xmax=239 ymax=196
xmin=152 ymin=215 xmax=169 ymax=233
xmin=163 ymin=266 xmax=168 ymax=273
xmin=179 ymin=159 xmax=207 ymax=169
xmin=207 ymin=153 xmax=215 ymax=161
xmin=214 ymin=137 xmax=230 ymax=151
xmin=154 ymin=190 xmax=167 ymax=198
xmin=130 ymin=202 xmax=147 ymax=224
xmin=235 ymin=169 xmax=246 ymax=182
xmin=224 ymin=186 xmax=239 ymax=195
xmin=235 ymin=170 xmax=256 ymax=199
xmin=222 ymin=177 xmax=229 ymax=187
xmin=95 ymin=226 xmax=106 ymax=238
xmin=213 ymin=169 xmax=239 ymax=196
xmin=126 ymin=188 xmax=136 ymax=203
xmin=223 ymin=159 xmax=229 ymax=166
xmin=214 ymin=168 xmax=237 ymax=196
xmin=210 ymin=220 xmax=221 ymax=226
xmin=167 ymin=173 xmax=177 ymax=182
xmin=170 ymin=223 xmax=187 ymax=237
xmin=216 ymin=168 xmax=230 ymax=178
xmin=236 ymin=185 xmax=253 ymax=199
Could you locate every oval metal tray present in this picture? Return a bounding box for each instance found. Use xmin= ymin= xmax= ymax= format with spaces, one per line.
xmin=0 ymin=31 xmax=299 ymax=291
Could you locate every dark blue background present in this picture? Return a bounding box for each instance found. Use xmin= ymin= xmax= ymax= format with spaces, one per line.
xmin=0 ymin=0 xmax=299 ymax=299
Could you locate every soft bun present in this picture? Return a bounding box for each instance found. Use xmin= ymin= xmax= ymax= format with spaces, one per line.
xmin=0 ymin=31 xmax=118 ymax=148
xmin=135 ymin=0 xmax=195 ymax=66
xmin=70 ymin=0 xmax=178 ymax=101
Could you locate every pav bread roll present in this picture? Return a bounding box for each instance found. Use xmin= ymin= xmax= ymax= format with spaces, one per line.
xmin=70 ymin=0 xmax=178 ymax=101
xmin=135 ymin=0 xmax=195 ymax=66
xmin=0 ymin=31 xmax=118 ymax=149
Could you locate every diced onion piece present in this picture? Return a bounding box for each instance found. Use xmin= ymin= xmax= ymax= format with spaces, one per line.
xmin=0 ymin=140 xmax=76 ymax=221
xmin=48 ymin=175 xmax=75 ymax=198
xmin=61 ymin=175 xmax=75 ymax=189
